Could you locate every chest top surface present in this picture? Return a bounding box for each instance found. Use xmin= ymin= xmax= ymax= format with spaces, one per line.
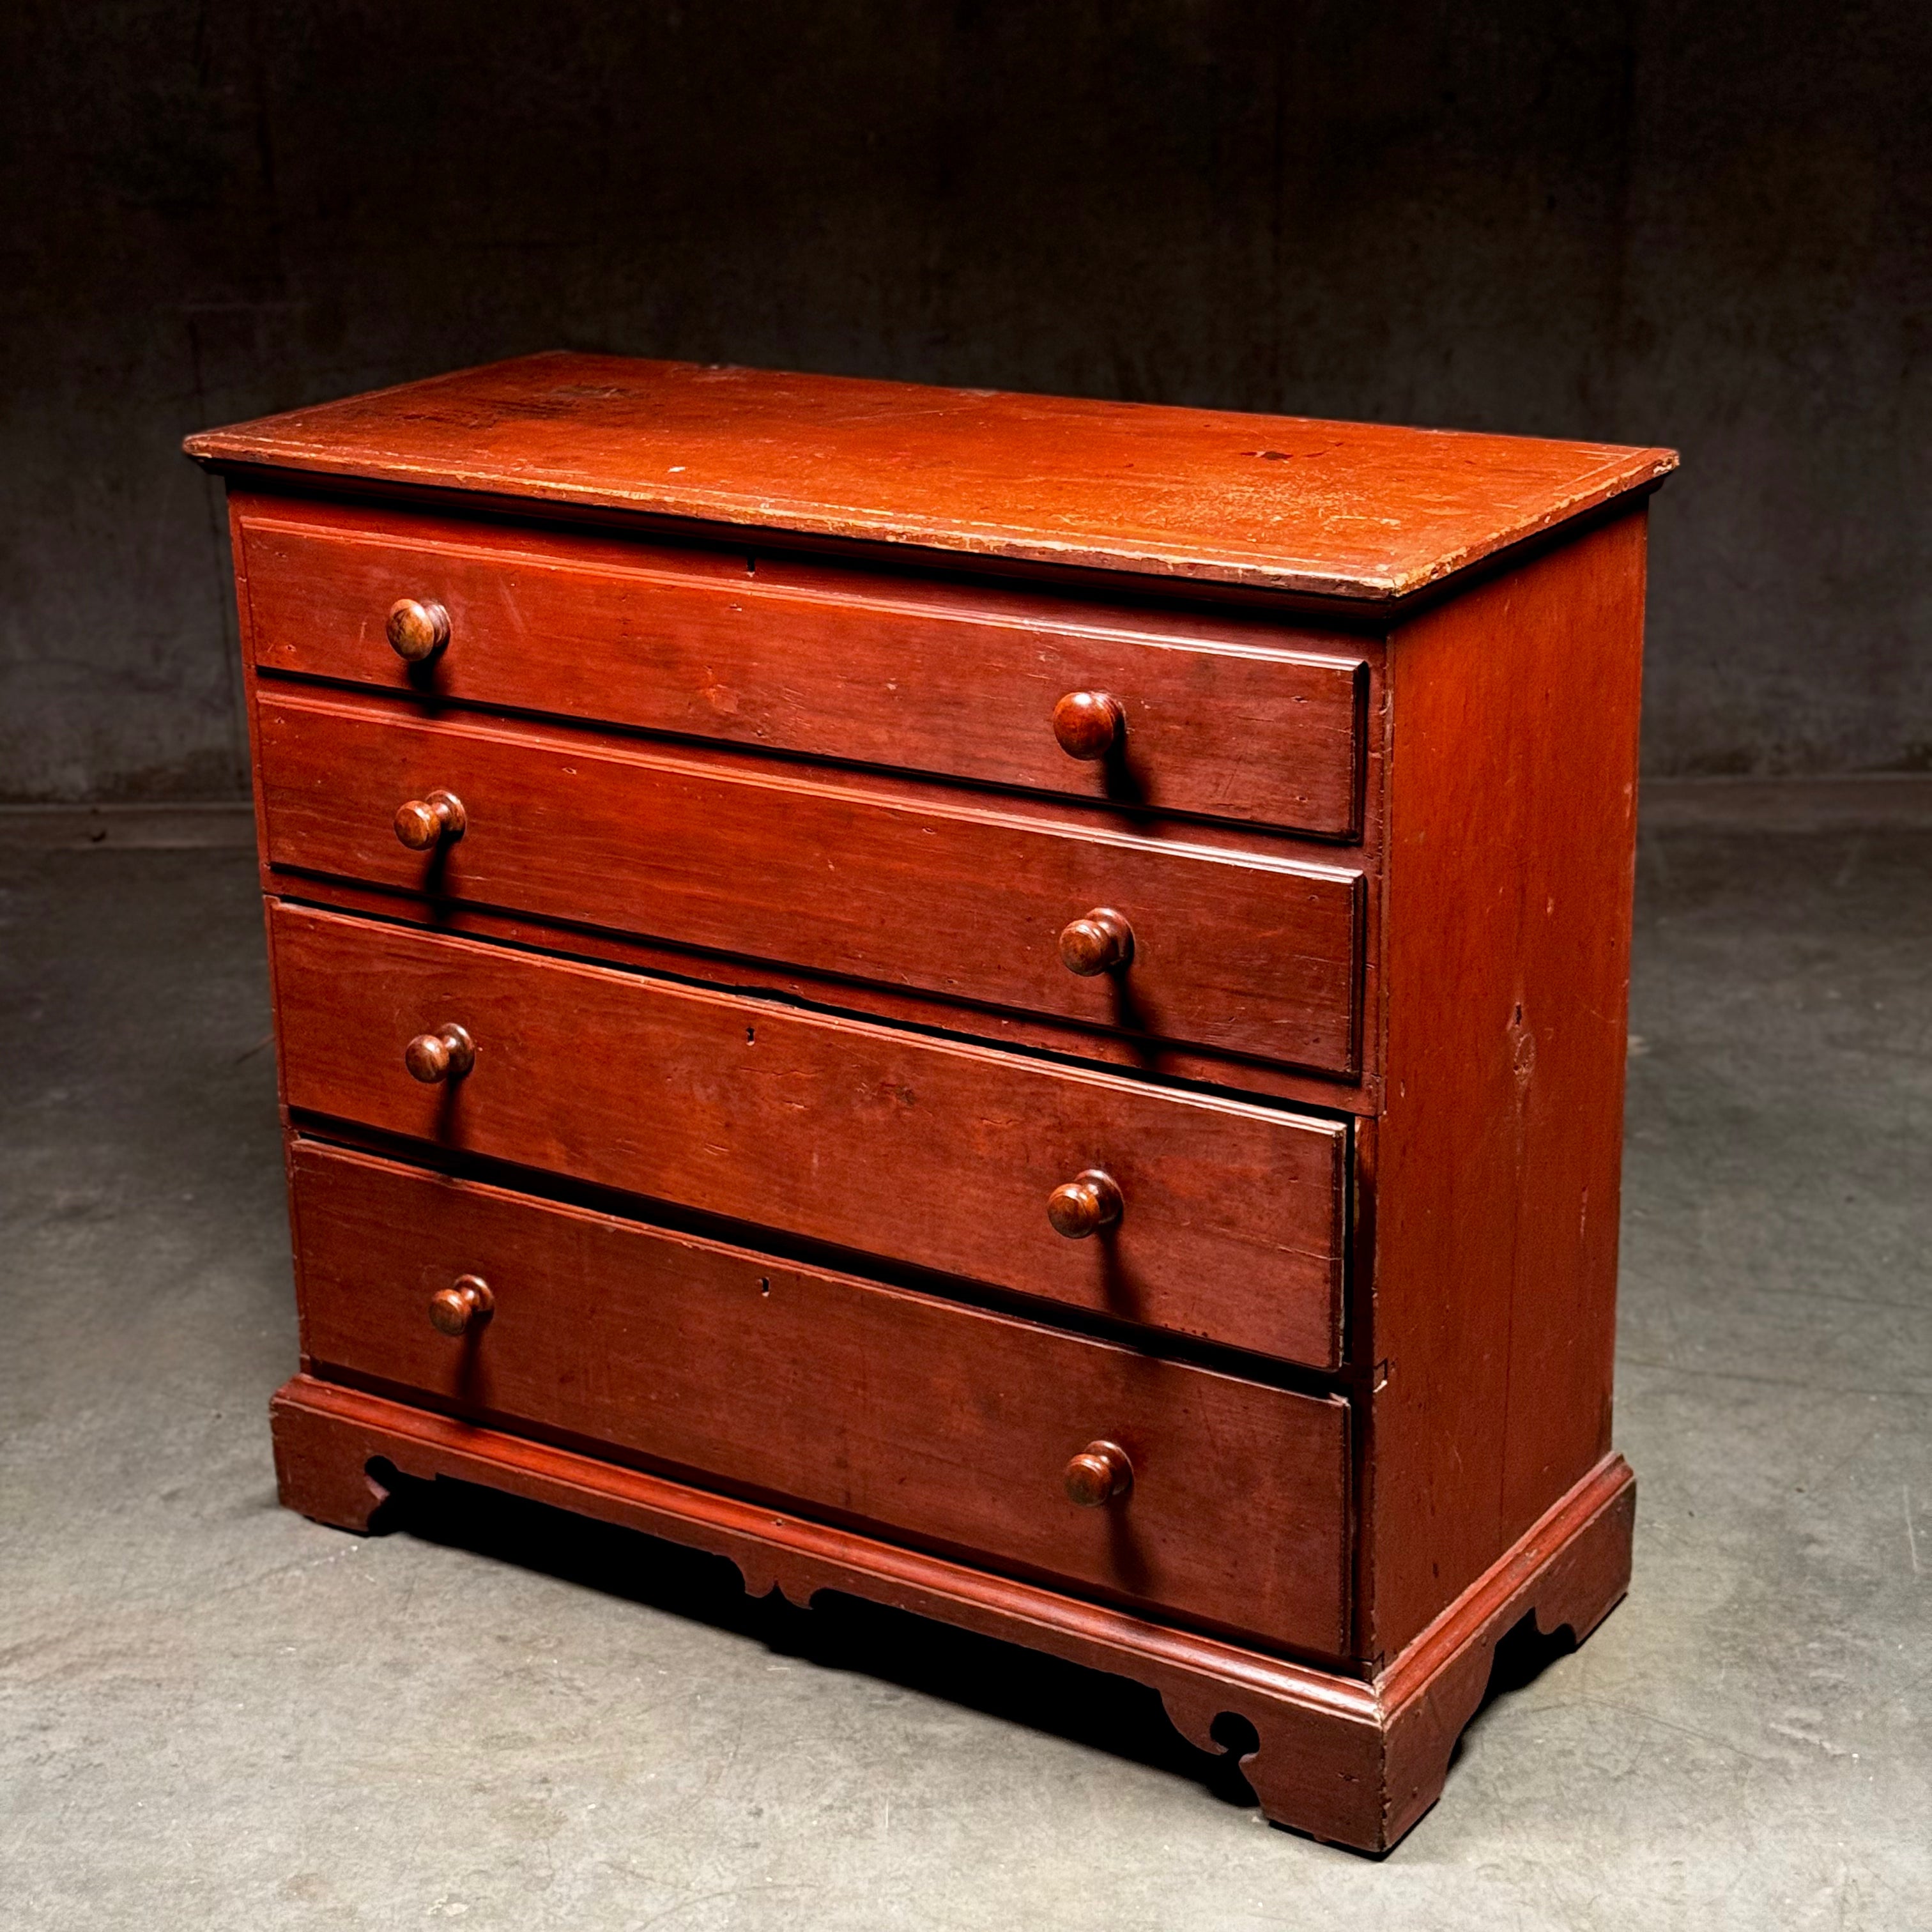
xmin=185 ymin=352 xmax=1675 ymax=602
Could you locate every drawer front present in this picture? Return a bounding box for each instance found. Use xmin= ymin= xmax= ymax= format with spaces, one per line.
xmin=238 ymin=505 xmax=1368 ymax=839
xmin=290 ymin=1139 xmax=1353 ymax=1653
xmin=257 ymin=689 xmax=1365 ymax=1077
xmin=271 ymin=903 xmax=1350 ymax=1370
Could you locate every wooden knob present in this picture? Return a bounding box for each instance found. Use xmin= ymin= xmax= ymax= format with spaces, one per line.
xmin=404 ymin=1023 xmax=476 ymax=1084
xmin=1047 ymin=1169 xmax=1123 ymax=1239
xmin=429 ymin=1273 xmax=493 ymax=1337
xmin=1058 ymin=907 xmax=1133 ymax=976
xmin=394 ymin=789 xmax=466 ymax=850
xmin=1064 ymin=1440 xmax=1133 ymax=1507
xmin=1052 ymin=691 xmax=1124 ymax=760
xmin=387 ymin=598 xmax=450 ymax=663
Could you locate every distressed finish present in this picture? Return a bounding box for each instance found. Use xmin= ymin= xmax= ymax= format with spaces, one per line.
xmin=188 ymin=355 xmax=1670 ymax=1852
xmin=186 ymin=352 xmax=1674 ymax=599
xmin=1362 ymin=514 xmax=1650 ymax=1658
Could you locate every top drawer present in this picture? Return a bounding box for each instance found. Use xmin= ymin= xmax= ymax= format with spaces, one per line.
xmin=235 ymin=499 xmax=1370 ymax=840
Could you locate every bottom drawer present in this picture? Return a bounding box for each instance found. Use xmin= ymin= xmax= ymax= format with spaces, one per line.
xmin=289 ymin=1138 xmax=1353 ymax=1657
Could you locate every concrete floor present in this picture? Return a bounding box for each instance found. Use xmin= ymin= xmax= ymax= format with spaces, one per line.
xmin=3 ymin=815 xmax=1929 ymax=1928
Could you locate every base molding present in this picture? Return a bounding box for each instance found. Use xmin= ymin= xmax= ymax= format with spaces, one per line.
xmin=270 ymin=1374 xmax=1634 ymax=1853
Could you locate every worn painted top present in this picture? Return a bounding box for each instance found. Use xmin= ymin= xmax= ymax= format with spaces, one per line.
xmin=185 ymin=352 xmax=1676 ymax=601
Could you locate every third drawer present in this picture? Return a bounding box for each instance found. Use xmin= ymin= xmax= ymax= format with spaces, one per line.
xmin=270 ymin=900 xmax=1351 ymax=1370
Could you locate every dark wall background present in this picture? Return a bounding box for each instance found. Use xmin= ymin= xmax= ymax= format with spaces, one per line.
xmin=4 ymin=1 xmax=1928 ymax=801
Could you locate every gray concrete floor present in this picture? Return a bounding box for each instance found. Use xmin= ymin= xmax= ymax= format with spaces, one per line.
xmin=3 ymin=819 xmax=1929 ymax=1928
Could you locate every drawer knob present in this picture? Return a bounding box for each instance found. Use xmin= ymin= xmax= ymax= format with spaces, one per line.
xmin=428 ymin=1273 xmax=494 ymax=1337
xmin=404 ymin=1023 xmax=476 ymax=1084
xmin=1064 ymin=1439 xmax=1133 ymax=1507
xmin=387 ymin=597 xmax=450 ymax=663
xmin=1058 ymin=907 xmax=1133 ymax=976
xmin=1047 ymin=1168 xmax=1123 ymax=1239
xmin=394 ymin=789 xmax=466 ymax=850
xmin=1052 ymin=691 xmax=1124 ymax=760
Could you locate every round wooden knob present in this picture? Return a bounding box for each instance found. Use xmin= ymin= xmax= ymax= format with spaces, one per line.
xmin=394 ymin=788 xmax=466 ymax=850
xmin=1064 ymin=1439 xmax=1133 ymax=1507
xmin=387 ymin=598 xmax=450 ymax=663
xmin=1058 ymin=907 xmax=1133 ymax=976
xmin=1052 ymin=691 xmax=1124 ymax=761
xmin=1046 ymin=1169 xmax=1123 ymax=1239
xmin=429 ymin=1273 xmax=494 ymax=1336
xmin=404 ymin=1023 xmax=476 ymax=1084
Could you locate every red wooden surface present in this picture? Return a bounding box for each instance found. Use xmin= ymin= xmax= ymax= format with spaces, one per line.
xmin=270 ymin=903 xmax=1351 ymax=1368
xmin=236 ymin=496 xmax=1370 ymax=839
xmin=256 ymin=687 xmax=1367 ymax=1076
xmin=272 ymin=1371 xmax=1634 ymax=1853
xmin=1361 ymin=509 xmax=1648 ymax=1661
xmin=287 ymin=1139 xmax=1353 ymax=1653
xmin=187 ymin=353 xmax=1676 ymax=600
xmin=193 ymin=351 xmax=1667 ymax=1845
xmin=224 ymin=500 xmax=1389 ymax=1119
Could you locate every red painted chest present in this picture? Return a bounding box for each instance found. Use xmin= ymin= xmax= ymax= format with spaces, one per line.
xmin=187 ymin=355 xmax=1673 ymax=1850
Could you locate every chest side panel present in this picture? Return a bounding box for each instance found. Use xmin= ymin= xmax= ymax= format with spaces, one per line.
xmin=1363 ymin=510 xmax=1648 ymax=1661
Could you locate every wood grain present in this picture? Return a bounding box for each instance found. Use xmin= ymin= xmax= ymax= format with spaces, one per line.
xmin=270 ymin=903 xmax=1351 ymax=1368
xmin=235 ymin=497 xmax=1370 ymax=839
xmin=256 ymin=687 xmax=1367 ymax=1076
xmin=288 ymin=1138 xmax=1353 ymax=1653
xmin=1362 ymin=509 xmax=1648 ymax=1660
xmin=186 ymin=353 xmax=1676 ymax=599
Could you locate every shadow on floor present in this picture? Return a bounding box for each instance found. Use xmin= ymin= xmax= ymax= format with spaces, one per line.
xmin=1446 ymin=1609 xmax=1580 ymax=1777
xmin=366 ymin=1462 xmax=1263 ymax=1808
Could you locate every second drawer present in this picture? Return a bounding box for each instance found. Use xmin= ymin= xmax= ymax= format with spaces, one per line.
xmin=271 ymin=901 xmax=1351 ymax=1370
xmin=255 ymin=689 xmax=1367 ymax=1077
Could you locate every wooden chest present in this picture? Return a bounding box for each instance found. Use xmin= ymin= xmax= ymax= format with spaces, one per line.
xmin=186 ymin=356 xmax=1673 ymax=1851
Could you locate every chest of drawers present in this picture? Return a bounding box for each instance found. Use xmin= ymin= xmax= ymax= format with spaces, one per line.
xmin=187 ymin=355 xmax=1673 ymax=1851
